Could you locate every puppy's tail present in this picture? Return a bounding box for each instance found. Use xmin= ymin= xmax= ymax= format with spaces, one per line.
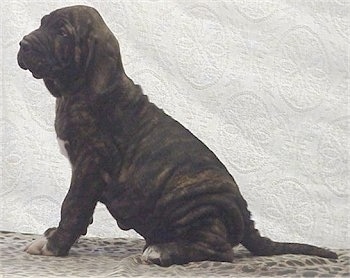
xmin=239 ymin=205 xmax=338 ymax=259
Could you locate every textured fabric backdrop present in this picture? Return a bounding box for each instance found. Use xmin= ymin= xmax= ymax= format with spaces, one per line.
xmin=1 ymin=0 xmax=349 ymax=249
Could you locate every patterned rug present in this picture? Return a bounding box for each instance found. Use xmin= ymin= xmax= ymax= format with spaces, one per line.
xmin=1 ymin=231 xmax=349 ymax=277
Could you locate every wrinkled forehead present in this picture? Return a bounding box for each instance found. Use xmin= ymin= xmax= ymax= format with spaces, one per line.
xmin=40 ymin=13 xmax=65 ymax=28
xmin=38 ymin=9 xmax=73 ymax=30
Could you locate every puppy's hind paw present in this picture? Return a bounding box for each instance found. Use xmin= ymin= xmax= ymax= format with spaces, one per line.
xmin=142 ymin=245 xmax=162 ymax=265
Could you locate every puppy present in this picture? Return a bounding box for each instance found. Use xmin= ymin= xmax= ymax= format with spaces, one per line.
xmin=18 ymin=5 xmax=337 ymax=266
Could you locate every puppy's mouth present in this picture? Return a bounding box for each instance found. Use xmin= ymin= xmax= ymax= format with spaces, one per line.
xmin=18 ymin=53 xmax=48 ymax=79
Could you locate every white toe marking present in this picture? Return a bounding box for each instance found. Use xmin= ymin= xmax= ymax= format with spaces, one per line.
xmin=142 ymin=245 xmax=161 ymax=262
xmin=25 ymin=237 xmax=54 ymax=256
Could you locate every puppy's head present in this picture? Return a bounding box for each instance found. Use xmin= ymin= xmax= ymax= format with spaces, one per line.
xmin=18 ymin=5 xmax=124 ymax=97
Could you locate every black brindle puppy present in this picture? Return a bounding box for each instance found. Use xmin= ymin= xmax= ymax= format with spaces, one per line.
xmin=17 ymin=5 xmax=337 ymax=266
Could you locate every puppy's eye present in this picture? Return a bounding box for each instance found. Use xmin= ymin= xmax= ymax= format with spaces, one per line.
xmin=57 ymin=28 xmax=68 ymax=38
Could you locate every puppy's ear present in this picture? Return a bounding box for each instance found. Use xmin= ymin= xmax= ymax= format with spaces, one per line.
xmin=73 ymin=17 xmax=95 ymax=73
xmin=84 ymin=34 xmax=97 ymax=72
xmin=74 ymin=44 xmax=81 ymax=66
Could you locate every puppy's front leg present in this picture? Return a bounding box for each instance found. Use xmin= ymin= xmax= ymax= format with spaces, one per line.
xmin=25 ymin=158 xmax=105 ymax=256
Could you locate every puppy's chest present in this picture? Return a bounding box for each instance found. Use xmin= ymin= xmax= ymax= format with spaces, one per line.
xmin=54 ymin=97 xmax=95 ymax=160
xmin=57 ymin=137 xmax=69 ymax=159
xmin=55 ymin=118 xmax=72 ymax=160
xmin=55 ymin=111 xmax=71 ymax=160
xmin=54 ymin=101 xmax=74 ymax=160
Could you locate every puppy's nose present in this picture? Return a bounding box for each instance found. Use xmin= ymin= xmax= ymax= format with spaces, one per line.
xmin=19 ymin=39 xmax=31 ymax=53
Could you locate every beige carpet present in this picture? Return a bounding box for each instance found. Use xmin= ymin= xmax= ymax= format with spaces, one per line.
xmin=1 ymin=231 xmax=349 ymax=277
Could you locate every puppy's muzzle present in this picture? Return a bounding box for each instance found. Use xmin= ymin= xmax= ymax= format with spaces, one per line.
xmin=18 ymin=39 xmax=31 ymax=70
xmin=18 ymin=33 xmax=49 ymax=79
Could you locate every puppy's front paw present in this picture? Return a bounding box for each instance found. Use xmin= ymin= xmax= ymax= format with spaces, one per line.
xmin=24 ymin=237 xmax=54 ymax=256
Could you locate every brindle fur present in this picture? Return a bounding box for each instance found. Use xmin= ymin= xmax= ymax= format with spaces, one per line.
xmin=17 ymin=5 xmax=337 ymax=266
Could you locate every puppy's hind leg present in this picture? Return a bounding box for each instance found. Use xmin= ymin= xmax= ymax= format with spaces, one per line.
xmin=142 ymin=218 xmax=234 ymax=266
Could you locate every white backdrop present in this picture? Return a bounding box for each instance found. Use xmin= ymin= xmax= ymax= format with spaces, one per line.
xmin=1 ymin=0 xmax=349 ymax=249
